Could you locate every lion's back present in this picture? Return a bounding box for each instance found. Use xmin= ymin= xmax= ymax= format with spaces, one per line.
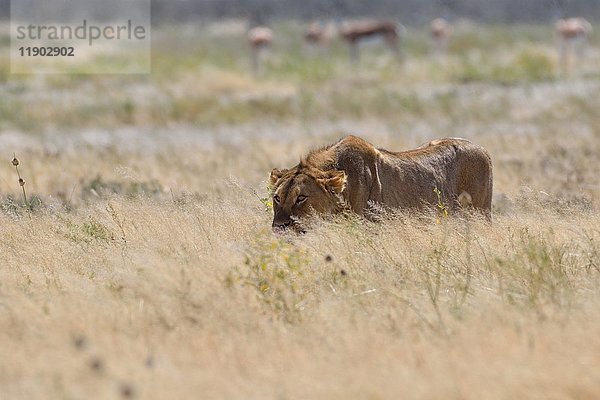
xmin=349 ymin=136 xmax=492 ymax=216
xmin=405 ymin=137 xmax=493 ymax=216
xmin=318 ymin=135 xmax=492 ymax=218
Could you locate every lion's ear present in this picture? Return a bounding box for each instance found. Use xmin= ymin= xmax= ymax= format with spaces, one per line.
xmin=269 ymin=168 xmax=287 ymax=187
xmin=320 ymin=170 xmax=347 ymax=195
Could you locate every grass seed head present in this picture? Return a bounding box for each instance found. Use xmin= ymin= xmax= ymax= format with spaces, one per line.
xmin=72 ymin=335 xmax=88 ymax=350
xmin=88 ymin=357 xmax=104 ymax=373
xmin=119 ymin=382 xmax=135 ymax=398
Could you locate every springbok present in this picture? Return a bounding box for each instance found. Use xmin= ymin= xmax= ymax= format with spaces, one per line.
xmin=430 ymin=18 xmax=453 ymax=54
xmin=339 ymin=20 xmax=404 ymax=63
xmin=247 ymin=26 xmax=273 ymax=73
xmin=555 ymin=18 xmax=593 ymax=74
xmin=305 ymin=22 xmax=327 ymax=46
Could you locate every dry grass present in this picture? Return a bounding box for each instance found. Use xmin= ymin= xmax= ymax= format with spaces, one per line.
xmin=0 ymin=186 xmax=599 ymax=399
xmin=0 ymin=20 xmax=600 ymax=399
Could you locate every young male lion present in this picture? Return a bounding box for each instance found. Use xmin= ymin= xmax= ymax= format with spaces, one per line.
xmin=269 ymin=135 xmax=493 ymax=231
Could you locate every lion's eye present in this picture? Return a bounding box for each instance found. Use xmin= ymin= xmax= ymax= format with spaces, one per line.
xmin=273 ymin=194 xmax=281 ymax=203
xmin=296 ymin=195 xmax=307 ymax=204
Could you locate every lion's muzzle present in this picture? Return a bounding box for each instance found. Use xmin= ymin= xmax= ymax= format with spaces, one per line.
xmin=272 ymin=212 xmax=293 ymax=232
xmin=272 ymin=220 xmax=292 ymax=230
xmin=272 ymin=213 xmax=306 ymax=234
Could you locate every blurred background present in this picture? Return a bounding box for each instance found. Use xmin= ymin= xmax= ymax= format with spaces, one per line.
xmin=2 ymin=0 xmax=600 ymax=22
xmin=0 ymin=0 xmax=598 ymax=207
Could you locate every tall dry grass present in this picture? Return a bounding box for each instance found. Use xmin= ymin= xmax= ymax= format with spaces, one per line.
xmin=0 ymin=122 xmax=598 ymax=398
xmin=0 ymin=188 xmax=599 ymax=399
xmin=0 ymin=21 xmax=599 ymax=399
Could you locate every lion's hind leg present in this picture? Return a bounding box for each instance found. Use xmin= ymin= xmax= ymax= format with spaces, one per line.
xmin=458 ymin=191 xmax=473 ymax=208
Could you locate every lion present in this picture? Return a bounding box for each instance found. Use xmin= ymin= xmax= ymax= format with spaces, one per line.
xmin=269 ymin=135 xmax=492 ymax=231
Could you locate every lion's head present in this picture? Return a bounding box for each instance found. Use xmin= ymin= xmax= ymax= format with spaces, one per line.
xmin=269 ymin=164 xmax=347 ymax=232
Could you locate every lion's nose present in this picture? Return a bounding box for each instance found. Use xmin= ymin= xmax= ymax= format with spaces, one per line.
xmin=272 ymin=220 xmax=292 ymax=232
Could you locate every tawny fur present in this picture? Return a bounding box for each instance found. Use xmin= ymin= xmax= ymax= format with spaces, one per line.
xmin=270 ymin=135 xmax=493 ymax=229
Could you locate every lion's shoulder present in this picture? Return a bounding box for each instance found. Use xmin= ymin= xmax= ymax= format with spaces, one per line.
xmin=333 ymin=135 xmax=381 ymax=159
xmin=417 ymin=137 xmax=472 ymax=149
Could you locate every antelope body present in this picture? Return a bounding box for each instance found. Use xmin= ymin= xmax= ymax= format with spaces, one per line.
xmin=339 ymin=21 xmax=404 ymax=62
xmin=430 ymin=18 xmax=453 ymax=54
xmin=248 ymin=26 xmax=273 ymax=73
xmin=555 ymin=18 xmax=593 ymax=74
xmin=305 ymin=23 xmax=327 ymax=45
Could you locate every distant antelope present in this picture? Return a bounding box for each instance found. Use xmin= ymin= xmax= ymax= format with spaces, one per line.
xmin=555 ymin=18 xmax=593 ymax=74
xmin=430 ymin=18 xmax=453 ymax=54
xmin=248 ymin=26 xmax=273 ymax=73
xmin=339 ymin=20 xmax=404 ymax=62
xmin=305 ymin=22 xmax=327 ymax=46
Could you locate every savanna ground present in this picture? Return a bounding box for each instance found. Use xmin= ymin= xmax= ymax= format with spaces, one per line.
xmin=1 ymin=20 xmax=600 ymax=399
